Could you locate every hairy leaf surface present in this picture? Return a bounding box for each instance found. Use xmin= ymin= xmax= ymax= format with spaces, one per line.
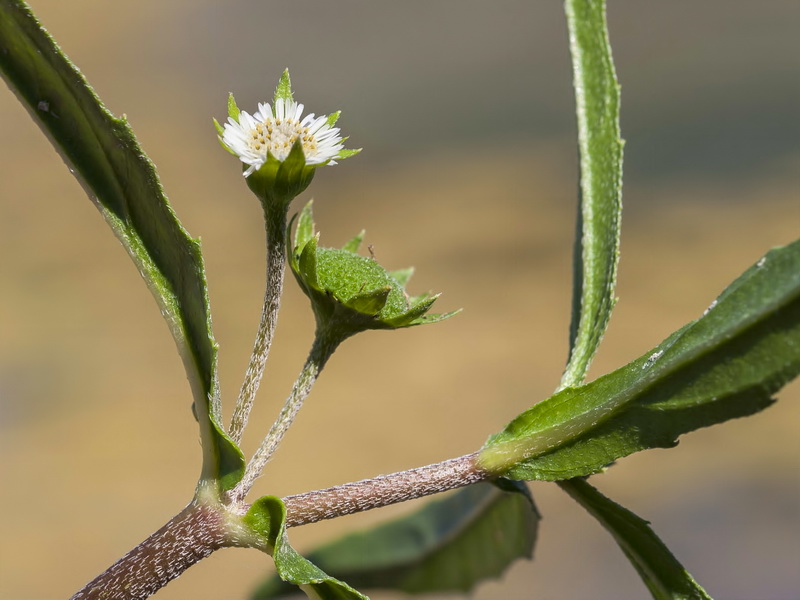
xmin=561 ymin=0 xmax=624 ymax=389
xmin=0 ymin=0 xmax=243 ymax=490
xmin=482 ymin=240 xmax=800 ymax=479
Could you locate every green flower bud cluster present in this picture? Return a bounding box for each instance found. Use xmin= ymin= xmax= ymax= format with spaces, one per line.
xmin=290 ymin=201 xmax=459 ymax=341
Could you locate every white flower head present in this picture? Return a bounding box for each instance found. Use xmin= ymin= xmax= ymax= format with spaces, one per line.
xmin=217 ymin=71 xmax=358 ymax=177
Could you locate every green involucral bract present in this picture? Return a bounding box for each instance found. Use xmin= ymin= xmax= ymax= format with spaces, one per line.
xmin=243 ymin=496 xmax=369 ymax=600
xmin=245 ymin=140 xmax=317 ymax=211
xmin=289 ymin=201 xmax=459 ymax=340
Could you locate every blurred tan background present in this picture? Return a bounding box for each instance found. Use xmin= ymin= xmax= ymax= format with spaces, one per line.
xmin=1 ymin=1 xmax=798 ymax=599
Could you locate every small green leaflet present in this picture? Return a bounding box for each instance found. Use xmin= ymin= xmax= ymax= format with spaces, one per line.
xmin=252 ymin=481 xmax=538 ymax=598
xmin=243 ymin=496 xmax=369 ymax=600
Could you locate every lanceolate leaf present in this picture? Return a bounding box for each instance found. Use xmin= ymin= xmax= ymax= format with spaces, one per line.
xmin=244 ymin=496 xmax=369 ymax=600
xmin=561 ymin=0 xmax=624 ymax=389
xmin=556 ymin=4 xmax=717 ymax=598
xmin=252 ymin=482 xmax=539 ymax=598
xmin=0 ymin=0 xmax=243 ymax=490
xmin=560 ymin=479 xmax=712 ymax=600
xmin=481 ymin=240 xmax=800 ymax=479
xmin=416 ymin=0 xmax=623 ymax=588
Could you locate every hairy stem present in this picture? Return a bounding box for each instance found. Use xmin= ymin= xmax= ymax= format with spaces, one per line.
xmin=282 ymin=452 xmax=489 ymax=527
xmin=69 ymin=502 xmax=227 ymax=600
xmin=230 ymin=332 xmax=342 ymax=502
xmin=229 ymin=207 xmax=288 ymax=444
xmin=70 ymin=453 xmax=491 ymax=598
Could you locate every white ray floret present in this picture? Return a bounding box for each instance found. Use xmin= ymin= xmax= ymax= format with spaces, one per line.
xmin=222 ymin=98 xmax=344 ymax=176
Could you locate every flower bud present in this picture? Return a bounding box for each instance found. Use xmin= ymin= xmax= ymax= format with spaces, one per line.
xmin=289 ymin=201 xmax=459 ymax=340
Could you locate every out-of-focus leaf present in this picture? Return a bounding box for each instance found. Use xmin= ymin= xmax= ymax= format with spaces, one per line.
xmin=252 ymin=482 xmax=539 ymax=598
xmin=243 ymin=496 xmax=369 ymax=600
xmin=0 ymin=0 xmax=243 ymax=490
xmin=560 ymin=479 xmax=712 ymax=600
xmin=560 ymin=0 xmax=624 ymax=389
xmin=481 ymin=240 xmax=800 ymax=479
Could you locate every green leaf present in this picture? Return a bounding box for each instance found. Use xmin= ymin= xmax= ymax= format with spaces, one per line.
xmin=252 ymin=482 xmax=539 ymax=598
xmin=243 ymin=496 xmax=369 ymax=600
xmin=555 ymin=7 xmax=712 ymax=598
xmin=0 ymin=0 xmax=244 ymax=491
xmin=560 ymin=479 xmax=712 ymax=600
xmin=561 ymin=0 xmax=624 ymax=389
xmin=481 ymin=240 xmax=800 ymax=479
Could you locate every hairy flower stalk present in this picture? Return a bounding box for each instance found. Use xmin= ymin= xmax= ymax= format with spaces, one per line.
xmin=282 ymin=452 xmax=488 ymax=527
xmin=228 ymin=206 xmax=287 ymax=444
xmin=230 ymin=331 xmax=344 ymax=503
xmin=218 ymin=71 xmax=358 ymax=444
xmin=69 ymin=452 xmax=494 ymax=599
xmin=230 ymin=199 xmax=457 ymax=503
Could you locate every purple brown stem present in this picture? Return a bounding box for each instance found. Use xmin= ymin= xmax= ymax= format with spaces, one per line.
xmin=68 ymin=453 xmax=491 ymax=599
xmin=69 ymin=502 xmax=227 ymax=600
xmin=282 ymin=451 xmax=489 ymax=527
xmin=228 ymin=207 xmax=288 ymax=444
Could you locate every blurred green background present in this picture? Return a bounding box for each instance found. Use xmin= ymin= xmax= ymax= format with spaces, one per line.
xmin=1 ymin=1 xmax=798 ymax=599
